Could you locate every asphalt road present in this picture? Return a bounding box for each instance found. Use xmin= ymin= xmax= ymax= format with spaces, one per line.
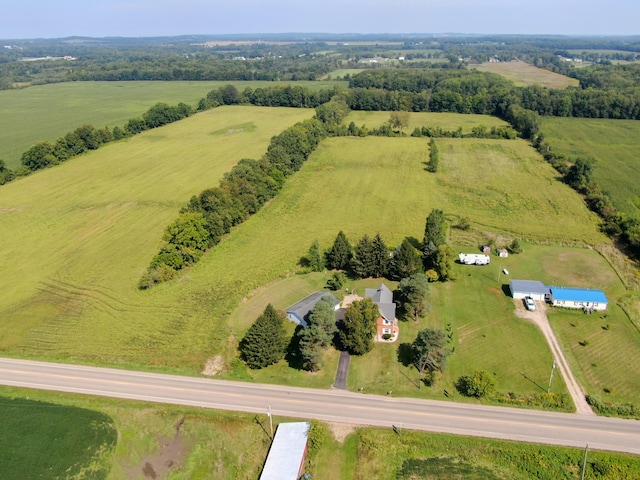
xmin=1 ymin=357 xmax=639 ymax=455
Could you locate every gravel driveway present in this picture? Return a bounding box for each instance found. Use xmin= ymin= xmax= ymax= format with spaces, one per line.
xmin=514 ymin=300 xmax=594 ymax=415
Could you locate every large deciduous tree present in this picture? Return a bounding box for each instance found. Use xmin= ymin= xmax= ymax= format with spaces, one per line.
xmin=240 ymin=304 xmax=288 ymax=369
xmin=339 ymin=298 xmax=378 ymax=355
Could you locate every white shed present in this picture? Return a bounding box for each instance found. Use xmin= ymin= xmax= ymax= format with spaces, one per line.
xmin=509 ymin=279 xmax=550 ymax=301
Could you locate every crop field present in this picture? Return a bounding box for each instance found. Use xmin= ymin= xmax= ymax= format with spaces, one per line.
xmin=4 ymin=387 xmax=640 ymax=480
xmin=345 ymin=110 xmax=508 ymax=134
xmin=0 ymin=105 xmax=315 ymax=368
xmin=472 ymin=60 xmax=579 ymax=88
xmin=540 ymin=117 xmax=640 ymax=217
xmin=0 ymin=79 xmax=345 ymax=168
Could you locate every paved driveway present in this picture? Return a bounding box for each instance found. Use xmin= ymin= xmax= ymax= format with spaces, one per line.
xmin=514 ymin=299 xmax=594 ymax=415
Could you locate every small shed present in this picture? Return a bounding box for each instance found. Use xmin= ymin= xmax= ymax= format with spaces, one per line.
xmin=260 ymin=422 xmax=310 ymax=480
xmin=286 ymin=292 xmax=340 ymax=327
xmin=482 ymin=245 xmax=491 ymax=254
xmin=497 ymin=248 xmax=509 ymax=258
xmin=548 ymin=287 xmax=608 ymax=311
xmin=509 ymin=279 xmax=550 ymax=301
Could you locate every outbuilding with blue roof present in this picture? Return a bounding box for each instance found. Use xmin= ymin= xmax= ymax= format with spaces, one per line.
xmin=548 ymin=286 xmax=608 ymax=311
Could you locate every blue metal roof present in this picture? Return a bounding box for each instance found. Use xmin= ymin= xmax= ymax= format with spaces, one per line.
xmin=549 ymin=287 xmax=607 ymax=303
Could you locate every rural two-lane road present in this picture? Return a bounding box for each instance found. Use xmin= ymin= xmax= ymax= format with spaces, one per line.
xmin=1 ymin=358 xmax=639 ymax=455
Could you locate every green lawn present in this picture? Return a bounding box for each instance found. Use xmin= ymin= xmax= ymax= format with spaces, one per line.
xmin=540 ymin=117 xmax=640 ymax=217
xmin=0 ymin=80 xmax=345 ymax=168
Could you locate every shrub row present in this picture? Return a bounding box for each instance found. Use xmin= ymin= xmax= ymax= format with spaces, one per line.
xmin=586 ymin=394 xmax=640 ymax=420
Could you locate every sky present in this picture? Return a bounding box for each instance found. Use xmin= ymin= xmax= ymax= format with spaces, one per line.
xmin=2 ymin=0 xmax=639 ymax=39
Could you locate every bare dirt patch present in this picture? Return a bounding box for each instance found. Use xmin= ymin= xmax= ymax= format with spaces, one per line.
xmin=202 ymin=355 xmax=225 ymax=376
xmin=128 ymin=418 xmax=187 ymax=480
xmin=327 ymin=422 xmax=357 ymax=443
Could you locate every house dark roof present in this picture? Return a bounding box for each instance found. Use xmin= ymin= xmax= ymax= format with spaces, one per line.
xmin=365 ymin=283 xmax=396 ymax=321
xmin=549 ymin=287 xmax=608 ymax=304
xmin=286 ymin=291 xmax=339 ymax=326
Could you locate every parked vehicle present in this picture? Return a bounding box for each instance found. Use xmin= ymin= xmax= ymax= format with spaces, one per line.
xmin=524 ymin=296 xmax=536 ymax=311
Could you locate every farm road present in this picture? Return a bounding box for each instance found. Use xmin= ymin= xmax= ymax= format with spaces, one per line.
xmin=515 ymin=301 xmax=594 ymax=415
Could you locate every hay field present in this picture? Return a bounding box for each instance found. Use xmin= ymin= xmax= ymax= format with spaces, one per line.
xmin=0 ymin=80 xmax=345 ymax=168
xmin=541 ymin=116 xmax=640 ymax=217
xmin=0 ymin=115 xmax=608 ymax=378
xmin=0 ymin=105 xmax=314 ymax=367
xmin=345 ymin=110 xmax=507 ymax=134
xmin=473 ymin=60 xmax=579 ymax=88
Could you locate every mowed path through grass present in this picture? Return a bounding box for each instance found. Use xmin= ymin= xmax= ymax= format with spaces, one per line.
xmin=0 ymin=80 xmax=345 ymax=168
xmin=0 ymin=106 xmax=314 ymax=367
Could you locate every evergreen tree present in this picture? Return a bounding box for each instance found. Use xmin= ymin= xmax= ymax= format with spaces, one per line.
xmin=412 ymin=328 xmax=450 ymax=387
xmin=339 ymin=298 xmax=378 ymax=355
xmin=422 ymin=209 xmax=447 ymax=268
xmin=297 ymin=297 xmax=338 ymax=371
xmin=427 ymin=137 xmax=439 ymax=172
xmin=390 ymin=239 xmax=423 ymax=280
xmin=433 ymin=244 xmax=456 ymax=282
xmin=396 ymin=273 xmax=430 ymax=321
xmin=371 ymin=233 xmax=390 ymax=278
xmin=239 ymin=304 xmax=287 ymax=369
xmin=305 ymin=240 xmax=325 ymax=272
xmin=351 ymin=234 xmax=375 ymax=279
xmin=326 ymin=231 xmax=352 ymax=270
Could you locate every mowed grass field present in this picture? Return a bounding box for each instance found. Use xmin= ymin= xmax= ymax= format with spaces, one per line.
xmin=473 ymin=60 xmax=579 ymax=88
xmin=541 ymin=117 xmax=640 ymax=217
xmin=0 ymin=80 xmax=345 ymax=168
xmin=345 ymin=110 xmax=508 ymax=134
xmin=0 ymin=105 xmax=315 ymax=367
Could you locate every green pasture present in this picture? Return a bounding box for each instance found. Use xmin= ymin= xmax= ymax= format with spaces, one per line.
xmin=0 ymin=394 xmax=116 ymax=479
xmin=4 ymin=386 xmax=640 ymax=480
xmin=472 ymin=61 xmax=579 ymax=89
xmin=0 ymin=80 xmax=345 ymax=168
xmin=0 ymin=106 xmax=314 ymax=368
xmin=541 ymin=117 xmax=640 ymax=217
xmin=345 ymin=110 xmax=508 ymax=134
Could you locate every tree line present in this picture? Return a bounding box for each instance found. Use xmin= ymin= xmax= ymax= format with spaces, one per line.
xmin=139 ymin=94 xmax=351 ymax=288
xmin=0 ymin=101 xmax=193 ymax=184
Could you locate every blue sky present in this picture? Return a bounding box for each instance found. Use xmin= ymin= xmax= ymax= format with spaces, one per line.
xmin=3 ymin=0 xmax=639 ymax=39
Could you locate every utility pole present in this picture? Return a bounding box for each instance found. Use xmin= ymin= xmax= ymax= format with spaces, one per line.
xmin=547 ymin=359 xmax=557 ymax=393
xmin=267 ymin=404 xmax=273 ymax=439
xmin=581 ymin=442 xmax=589 ymax=480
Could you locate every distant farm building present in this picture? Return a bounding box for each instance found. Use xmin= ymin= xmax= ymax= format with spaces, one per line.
xmin=509 ymin=280 xmax=550 ymax=301
xmin=259 ymin=422 xmax=310 ymax=480
xmin=548 ymin=286 xmax=608 ymax=311
xmin=459 ymin=253 xmax=491 ymax=265
xmin=286 ymin=292 xmax=340 ymax=327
